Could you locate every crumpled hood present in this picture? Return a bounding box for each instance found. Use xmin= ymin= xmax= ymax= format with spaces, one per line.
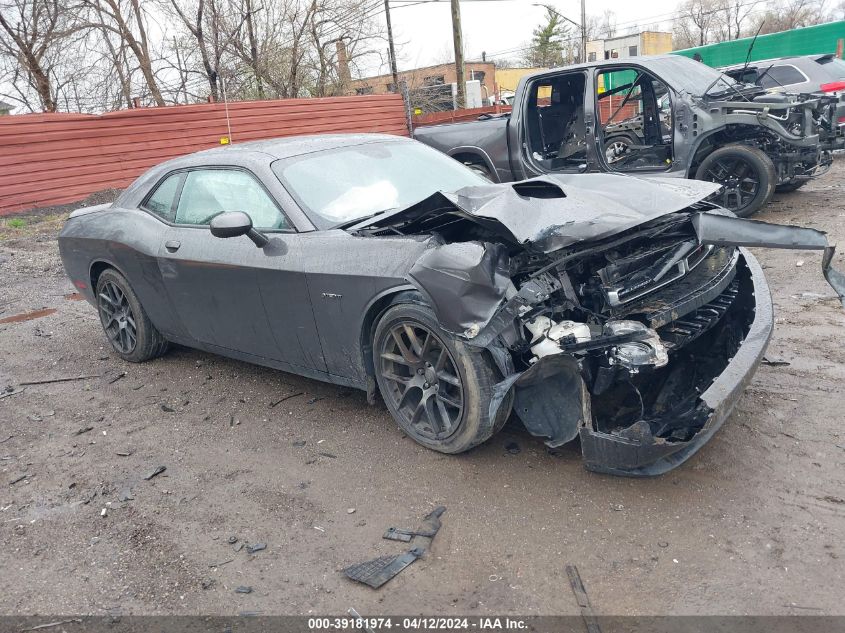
xmin=351 ymin=173 xmax=720 ymax=253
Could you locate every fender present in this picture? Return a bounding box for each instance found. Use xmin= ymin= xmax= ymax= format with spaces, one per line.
xmin=88 ymin=258 xmax=130 ymax=293
xmin=359 ymin=283 xmax=419 ymax=374
xmin=685 ymin=117 xmax=819 ymax=178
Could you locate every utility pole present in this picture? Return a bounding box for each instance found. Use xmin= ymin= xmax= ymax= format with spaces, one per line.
xmin=580 ymin=0 xmax=586 ymax=63
xmin=451 ymin=0 xmax=465 ymax=109
xmin=384 ymin=0 xmax=399 ymax=92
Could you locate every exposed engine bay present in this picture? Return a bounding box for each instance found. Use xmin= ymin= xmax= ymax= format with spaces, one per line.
xmin=350 ymin=174 xmax=845 ymax=474
xmin=693 ymin=90 xmax=839 ymax=183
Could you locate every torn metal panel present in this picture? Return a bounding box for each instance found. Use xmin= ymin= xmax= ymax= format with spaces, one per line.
xmin=692 ymin=213 xmax=845 ymax=305
xmin=352 ymin=174 xmax=720 ymax=253
xmin=467 ymin=274 xmax=562 ymax=347
xmin=407 ymin=242 xmax=512 ymax=336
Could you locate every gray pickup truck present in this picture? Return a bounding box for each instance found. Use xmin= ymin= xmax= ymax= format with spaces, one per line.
xmin=414 ymin=55 xmax=839 ymax=217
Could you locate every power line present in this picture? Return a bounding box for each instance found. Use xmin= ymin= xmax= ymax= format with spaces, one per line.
xmin=320 ymin=0 xmax=387 ymax=39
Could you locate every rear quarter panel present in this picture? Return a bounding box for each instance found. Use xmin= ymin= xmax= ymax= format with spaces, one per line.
xmin=58 ymin=207 xmax=184 ymax=339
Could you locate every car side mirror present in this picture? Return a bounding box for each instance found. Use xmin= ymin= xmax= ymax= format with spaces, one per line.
xmin=209 ymin=211 xmax=268 ymax=248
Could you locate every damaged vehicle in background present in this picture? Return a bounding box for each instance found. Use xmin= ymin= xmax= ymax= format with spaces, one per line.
xmin=721 ymin=53 xmax=845 ymax=192
xmin=58 ymin=135 xmax=845 ymax=476
xmin=414 ymin=55 xmax=839 ymax=217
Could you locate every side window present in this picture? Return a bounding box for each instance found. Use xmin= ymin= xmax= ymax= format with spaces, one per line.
xmin=175 ymin=169 xmax=290 ymax=230
xmin=759 ymin=65 xmax=806 ymax=88
xmin=142 ymin=173 xmax=182 ymax=221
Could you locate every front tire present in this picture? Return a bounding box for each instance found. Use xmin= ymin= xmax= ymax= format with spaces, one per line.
xmin=694 ymin=144 xmax=776 ymax=217
xmin=96 ymin=269 xmax=169 ymax=363
xmin=373 ymin=302 xmax=511 ymax=454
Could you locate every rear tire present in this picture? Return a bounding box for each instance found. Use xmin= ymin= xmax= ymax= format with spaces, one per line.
xmin=96 ymin=269 xmax=169 ymax=363
xmin=373 ymin=301 xmax=512 ymax=454
xmin=603 ymin=134 xmax=637 ymax=164
xmin=694 ymin=144 xmax=776 ymax=217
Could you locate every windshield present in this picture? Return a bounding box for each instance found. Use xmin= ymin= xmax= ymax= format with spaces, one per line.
xmin=272 ymin=140 xmax=488 ymax=229
xmin=650 ymin=55 xmax=740 ymax=96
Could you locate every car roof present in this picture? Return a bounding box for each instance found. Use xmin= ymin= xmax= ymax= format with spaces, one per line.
xmin=191 ymin=132 xmax=409 ymax=161
xmin=721 ymin=54 xmax=836 ymax=71
xmin=531 ymin=53 xmax=682 ymax=75
xmin=147 ymin=133 xmax=410 ymax=174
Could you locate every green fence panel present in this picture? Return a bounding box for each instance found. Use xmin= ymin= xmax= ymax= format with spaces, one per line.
xmin=672 ymin=21 xmax=845 ymax=68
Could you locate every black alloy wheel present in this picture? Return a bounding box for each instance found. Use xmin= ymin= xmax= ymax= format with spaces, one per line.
xmin=95 ymin=268 xmax=169 ymax=363
xmin=694 ymin=144 xmax=776 ymax=217
xmin=372 ymin=301 xmax=512 ymax=454
xmin=703 ymin=157 xmax=760 ymax=210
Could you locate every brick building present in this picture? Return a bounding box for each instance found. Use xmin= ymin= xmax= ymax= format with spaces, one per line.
xmin=348 ymin=60 xmax=497 ymax=100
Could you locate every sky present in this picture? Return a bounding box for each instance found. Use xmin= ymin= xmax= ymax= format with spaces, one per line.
xmin=369 ymin=0 xmax=682 ymax=75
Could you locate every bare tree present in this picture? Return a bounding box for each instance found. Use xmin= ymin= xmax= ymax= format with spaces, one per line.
xmin=585 ymin=9 xmax=616 ymax=41
xmin=227 ymin=0 xmax=266 ymax=98
xmin=0 ymin=0 xmax=82 ymax=111
xmin=82 ymin=0 xmax=165 ymax=105
xmin=716 ymin=0 xmax=762 ymax=40
xmin=0 ymin=0 xmax=387 ymax=111
xmin=749 ymin=0 xmax=830 ymax=34
xmin=87 ymin=3 xmax=135 ymax=108
xmin=673 ymin=0 xmax=721 ymax=48
xmin=168 ymin=0 xmax=223 ymax=100
xmin=306 ymin=0 xmax=383 ymax=96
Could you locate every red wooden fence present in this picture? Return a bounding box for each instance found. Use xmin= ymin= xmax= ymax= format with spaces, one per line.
xmin=597 ymin=99 xmax=640 ymax=124
xmin=0 ymin=94 xmax=408 ymax=215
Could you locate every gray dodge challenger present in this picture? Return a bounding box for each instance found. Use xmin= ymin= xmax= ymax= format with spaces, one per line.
xmin=58 ymin=134 xmax=845 ymax=475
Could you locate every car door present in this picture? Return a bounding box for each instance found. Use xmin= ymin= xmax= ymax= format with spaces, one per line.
xmin=594 ymin=66 xmax=675 ymax=173
xmin=520 ymin=71 xmax=592 ymax=176
xmin=156 ymin=167 xmax=327 ymax=372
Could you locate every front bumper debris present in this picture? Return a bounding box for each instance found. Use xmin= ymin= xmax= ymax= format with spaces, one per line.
xmin=579 ymin=249 xmax=773 ymax=476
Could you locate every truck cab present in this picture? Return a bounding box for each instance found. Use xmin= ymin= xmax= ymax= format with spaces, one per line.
xmin=414 ymin=55 xmax=836 ymax=217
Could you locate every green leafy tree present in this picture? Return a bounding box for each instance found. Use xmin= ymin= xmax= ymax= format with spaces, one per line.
xmin=524 ymin=6 xmax=570 ymax=68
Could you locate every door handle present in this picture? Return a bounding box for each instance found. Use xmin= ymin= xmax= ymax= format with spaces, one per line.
xmin=165 ymin=240 xmax=181 ymax=252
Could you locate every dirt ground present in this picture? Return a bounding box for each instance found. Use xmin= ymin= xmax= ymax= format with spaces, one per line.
xmin=1 ymin=166 xmax=844 ymax=618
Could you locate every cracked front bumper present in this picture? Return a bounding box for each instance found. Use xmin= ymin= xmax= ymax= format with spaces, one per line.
xmin=579 ymin=248 xmax=773 ymax=476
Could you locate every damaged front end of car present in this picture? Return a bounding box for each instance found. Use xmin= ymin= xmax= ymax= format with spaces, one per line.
xmin=350 ymin=174 xmax=845 ymax=475
xmin=700 ymin=90 xmax=842 ymax=183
